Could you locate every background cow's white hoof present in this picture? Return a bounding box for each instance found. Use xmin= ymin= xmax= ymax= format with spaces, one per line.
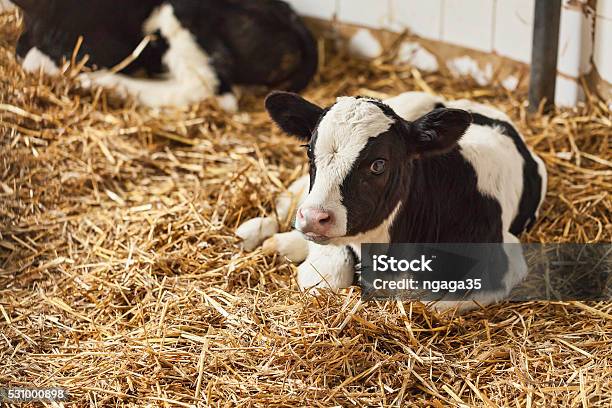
xmin=77 ymin=73 xmax=93 ymax=88
xmin=79 ymin=71 xmax=128 ymax=97
xmin=216 ymin=93 xmax=238 ymax=113
xmin=144 ymin=3 xmax=180 ymax=37
xmin=297 ymin=243 xmax=355 ymax=292
xmin=235 ymin=216 xmax=278 ymax=251
xmin=22 ymin=47 xmax=60 ymax=75
xmin=427 ymin=300 xmax=480 ymax=314
xmin=262 ymin=230 xmax=308 ymax=262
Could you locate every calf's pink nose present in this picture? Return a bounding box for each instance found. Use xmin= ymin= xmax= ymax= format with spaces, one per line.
xmin=297 ymin=207 xmax=334 ymax=235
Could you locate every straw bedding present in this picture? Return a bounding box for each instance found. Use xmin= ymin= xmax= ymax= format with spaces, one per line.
xmin=1 ymin=10 xmax=611 ymax=407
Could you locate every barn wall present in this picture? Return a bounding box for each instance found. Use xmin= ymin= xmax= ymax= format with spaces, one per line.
xmin=593 ymin=0 xmax=612 ymax=102
xmin=287 ymin=0 xmax=611 ymax=108
xmin=2 ymin=0 xmax=609 ymax=107
xmin=0 ymin=0 xmax=14 ymax=11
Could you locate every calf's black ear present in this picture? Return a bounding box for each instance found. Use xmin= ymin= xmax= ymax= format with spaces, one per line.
xmin=265 ymin=91 xmax=323 ymax=141
xmin=407 ymin=108 xmax=472 ymax=156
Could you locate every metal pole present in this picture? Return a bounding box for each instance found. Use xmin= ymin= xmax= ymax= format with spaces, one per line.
xmin=528 ymin=0 xmax=562 ymax=113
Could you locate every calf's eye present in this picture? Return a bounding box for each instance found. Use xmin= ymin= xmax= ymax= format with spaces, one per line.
xmin=369 ymin=159 xmax=386 ymax=175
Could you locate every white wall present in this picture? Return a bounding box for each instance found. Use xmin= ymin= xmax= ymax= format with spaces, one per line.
xmin=286 ymin=0 xmax=609 ymax=107
xmin=4 ymin=0 xmax=608 ymax=106
xmin=594 ymin=0 xmax=612 ymax=85
xmin=0 ymin=0 xmax=14 ymax=11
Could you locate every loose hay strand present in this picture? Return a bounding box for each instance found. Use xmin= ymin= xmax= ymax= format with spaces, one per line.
xmin=0 ymin=9 xmax=611 ymax=408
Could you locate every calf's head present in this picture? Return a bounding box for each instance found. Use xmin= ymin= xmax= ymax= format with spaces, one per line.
xmin=265 ymin=92 xmax=472 ymax=245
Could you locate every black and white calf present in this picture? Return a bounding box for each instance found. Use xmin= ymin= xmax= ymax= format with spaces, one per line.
xmin=237 ymin=91 xmax=547 ymax=310
xmin=13 ymin=0 xmax=317 ymax=111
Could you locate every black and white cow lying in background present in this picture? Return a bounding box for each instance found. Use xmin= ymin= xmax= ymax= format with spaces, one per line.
xmin=13 ymin=0 xmax=317 ymax=111
xmin=237 ymin=91 xmax=547 ymax=310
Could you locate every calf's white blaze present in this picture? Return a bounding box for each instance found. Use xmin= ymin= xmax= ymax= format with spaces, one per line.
xmin=300 ymin=97 xmax=394 ymax=237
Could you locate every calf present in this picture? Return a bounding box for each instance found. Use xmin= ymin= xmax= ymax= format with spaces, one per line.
xmin=13 ymin=0 xmax=317 ymax=110
xmin=238 ymin=91 xmax=547 ymax=310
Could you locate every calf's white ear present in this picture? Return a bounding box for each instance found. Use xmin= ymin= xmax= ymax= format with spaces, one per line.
xmin=265 ymin=91 xmax=323 ymax=141
xmin=407 ymin=108 xmax=472 ymax=156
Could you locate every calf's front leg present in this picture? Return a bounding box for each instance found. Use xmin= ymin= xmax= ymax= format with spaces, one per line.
xmin=297 ymin=242 xmax=355 ymax=292
xmin=429 ymin=232 xmax=528 ymax=313
xmin=235 ymin=175 xmax=309 ymax=254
